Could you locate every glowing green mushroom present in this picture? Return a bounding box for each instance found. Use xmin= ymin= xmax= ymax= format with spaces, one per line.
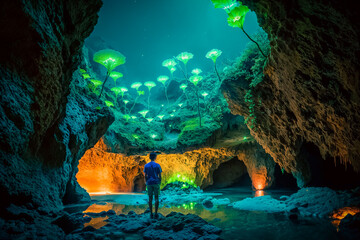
xmin=157 ymin=115 xmax=164 ymax=120
xmin=138 ymin=110 xmax=149 ymax=118
xmin=162 ymin=58 xmax=177 ymax=77
xmin=178 ymin=103 xmax=183 ymax=108
xmin=123 ymin=114 xmax=131 ymax=122
xmin=206 ymin=49 xmax=222 ymax=63
xmin=111 ymin=87 xmax=122 ymax=98
xmin=206 ymin=49 xmax=223 ymax=85
xmin=123 ymin=99 xmax=129 ymax=114
xmin=191 ymin=68 xmax=202 ymax=75
xmin=93 ymin=49 xmax=126 ymax=97
xmin=131 ymin=82 xmax=143 ymax=91
xmin=82 ymin=73 xmax=91 ymax=79
xmin=144 ymin=81 xmax=156 ymax=109
xmin=146 ymin=118 xmax=153 ymax=123
xmin=176 ymin=52 xmax=194 ymax=78
xmin=179 ymin=84 xmax=187 ymax=92
xmin=104 ymin=100 xmax=114 ymax=108
xmin=79 ymin=68 xmax=86 ymax=74
xmin=211 ymin=0 xmax=238 ymax=12
xmin=150 ymin=134 xmax=157 ymax=139
xmin=131 ymin=115 xmax=137 ymax=120
xmin=189 ymin=75 xmax=203 ymax=87
xmin=157 ymin=75 xmax=170 ymax=105
xmin=109 ymin=71 xmax=123 ymax=86
xmin=227 ymin=6 xmax=266 ymax=57
xmin=91 ymin=80 xmax=103 ymax=89
xmin=129 ymin=84 xmax=144 ymax=114
xmin=202 ymin=92 xmax=209 ymax=110
xmin=119 ymin=87 xmax=128 ymax=98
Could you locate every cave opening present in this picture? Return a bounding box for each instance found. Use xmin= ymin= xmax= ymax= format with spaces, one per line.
xmin=300 ymin=142 xmax=360 ymax=189
xmin=207 ymin=157 xmax=251 ymax=189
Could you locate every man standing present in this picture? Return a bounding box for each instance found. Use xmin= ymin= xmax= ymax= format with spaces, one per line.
xmin=143 ymin=151 xmax=162 ymax=219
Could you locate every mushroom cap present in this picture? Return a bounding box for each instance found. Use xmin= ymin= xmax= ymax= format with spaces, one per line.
xmin=131 ymin=82 xmax=143 ymax=89
xmin=189 ymin=75 xmax=203 ymax=86
xmin=111 ymin=87 xmax=122 ymax=94
xmin=144 ymin=81 xmax=156 ymax=88
xmin=93 ymin=49 xmax=126 ymax=72
xmin=110 ymin=71 xmax=123 ymax=80
xmin=191 ymin=68 xmax=203 ymax=75
xmin=162 ymin=58 xmax=177 ymax=68
xmin=211 ymin=0 xmax=237 ymax=10
xmin=157 ymin=75 xmax=169 ymax=84
xmin=176 ymin=52 xmax=194 ymax=64
xmin=227 ymin=5 xmax=249 ymax=28
xmin=206 ymin=49 xmax=222 ymax=62
xmin=91 ymin=79 xmax=103 ymax=87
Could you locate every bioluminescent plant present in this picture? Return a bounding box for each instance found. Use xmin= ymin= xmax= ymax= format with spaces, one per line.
xmin=206 ymin=49 xmax=223 ymax=85
xmin=157 ymin=75 xmax=170 ymax=105
xmin=119 ymin=87 xmax=128 ymax=98
xmin=104 ymin=100 xmax=114 ymax=108
xmin=132 ymin=134 xmax=139 ymax=139
xmin=131 ymin=115 xmax=137 ymax=120
xmin=93 ymin=49 xmax=126 ymax=97
xmin=79 ymin=68 xmax=86 ymax=74
xmin=123 ymin=100 xmax=129 ymax=114
xmin=172 ymin=109 xmax=176 ymax=112
xmin=179 ymin=83 xmax=188 ymax=100
xmin=162 ymin=58 xmax=177 ymax=77
xmin=146 ymin=118 xmax=153 ymax=123
xmin=211 ymin=0 xmax=238 ymax=12
xmin=131 ymin=82 xmax=143 ymax=91
xmin=166 ymin=173 xmax=197 ymax=188
xmin=90 ymin=80 xmax=103 ymax=91
xmin=157 ymin=115 xmax=164 ymax=121
xmin=201 ymin=92 xmax=209 ymax=110
xmin=129 ymin=82 xmax=144 ymax=114
xmin=150 ymin=134 xmax=157 ymax=139
xmin=176 ymin=52 xmax=194 ymax=78
xmin=138 ymin=110 xmax=149 ymax=118
xmin=170 ymin=114 xmax=175 ymax=117
xmin=109 ymin=71 xmax=123 ymax=86
xmin=82 ymin=73 xmax=91 ymax=79
xmin=178 ymin=103 xmax=183 ymax=108
xmin=189 ymin=75 xmax=204 ymax=127
xmin=111 ymin=87 xmax=122 ymax=99
xmin=144 ymin=81 xmax=156 ymax=109
xmin=191 ymin=68 xmax=202 ymax=75
xmin=123 ymin=114 xmax=131 ymax=122
xmin=227 ymin=6 xmax=266 ymax=57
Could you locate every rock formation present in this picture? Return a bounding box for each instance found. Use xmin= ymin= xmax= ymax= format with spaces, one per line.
xmin=222 ymin=0 xmax=360 ymax=187
xmin=0 ymin=0 xmax=111 ymax=215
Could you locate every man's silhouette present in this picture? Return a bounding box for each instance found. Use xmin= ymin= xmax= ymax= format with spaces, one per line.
xmin=143 ymin=152 xmax=162 ymax=219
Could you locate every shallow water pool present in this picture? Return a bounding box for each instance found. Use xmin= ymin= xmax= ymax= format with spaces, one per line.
xmin=70 ymin=187 xmax=340 ymax=239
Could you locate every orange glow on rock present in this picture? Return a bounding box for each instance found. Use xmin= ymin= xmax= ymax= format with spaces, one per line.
xmin=250 ymin=167 xmax=268 ymax=190
xmin=254 ymin=190 xmax=265 ymax=197
xmin=331 ymin=206 xmax=360 ymax=230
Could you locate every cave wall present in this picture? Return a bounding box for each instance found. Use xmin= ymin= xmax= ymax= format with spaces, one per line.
xmin=223 ymin=0 xmax=360 ymax=187
xmin=0 ymin=0 xmax=112 ymax=215
xmin=77 ymin=138 xmax=275 ymax=192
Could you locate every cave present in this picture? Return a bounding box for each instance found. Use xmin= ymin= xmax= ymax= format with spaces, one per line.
xmin=1 ymin=0 xmax=360 ymax=239
xmin=208 ymin=157 xmax=251 ymax=189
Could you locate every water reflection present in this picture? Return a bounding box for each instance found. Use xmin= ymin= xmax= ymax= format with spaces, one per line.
xmin=254 ymin=190 xmax=265 ymax=197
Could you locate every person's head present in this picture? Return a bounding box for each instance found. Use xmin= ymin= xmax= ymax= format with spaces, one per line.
xmin=149 ymin=152 xmax=157 ymax=161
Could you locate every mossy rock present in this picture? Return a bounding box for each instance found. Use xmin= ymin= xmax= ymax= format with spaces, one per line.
xmin=177 ymin=117 xmax=220 ymax=146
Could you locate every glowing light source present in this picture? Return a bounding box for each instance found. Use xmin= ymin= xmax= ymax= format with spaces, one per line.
xmin=191 ymin=68 xmax=202 ymax=75
xmin=109 ymin=71 xmax=123 ymax=86
xmin=157 ymin=115 xmax=164 ymax=120
xmin=151 ymin=134 xmax=157 ymax=139
xmin=206 ymin=49 xmax=222 ymax=63
xmin=331 ymin=207 xmax=360 ymax=230
xmin=93 ymin=49 xmax=126 ymax=73
xmin=189 ymin=75 xmax=203 ymax=86
xmin=82 ymin=73 xmax=91 ymax=79
xmin=157 ymin=75 xmax=169 ymax=85
xmin=144 ymin=81 xmax=156 ymax=91
xmin=170 ymin=114 xmax=174 ymax=117
xmin=146 ymin=118 xmax=154 ymax=123
xmin=104 ymin=101 xmax=114 ymax=108
xmin=254 ymin=190 xmax=265 ymax=197
xmin=91 ymin=79 xmax=103 ymax=88
xmin=131 ymin=115 xmax=137 ymax=119
xmin=111 ymin=87 xmax=122 ymax=98
xmin=123 ymin=100 xmax=129 ymax=105
xmin=201 ymin=92 xmax=209 ymax=98
xmin=178 ymin=103 xmax=183 ymax=108
xmin=176 ymin=52 xmax=194 ymax=65
xmin=132 ymin=134 xmax=139 ymax=139
xmin=138 ymin=110 xmax=149 ymax=118
xmin=179 ymin=84 xmax=188 ymax=92
xmin=131 ymin=82 xmax=142 ymax=91
xmin=123 ymin=114 xmax=131 ymax=122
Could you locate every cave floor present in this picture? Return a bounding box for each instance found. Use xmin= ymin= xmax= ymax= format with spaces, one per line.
xmin=65 ymin=187 xmax=339 ymax=240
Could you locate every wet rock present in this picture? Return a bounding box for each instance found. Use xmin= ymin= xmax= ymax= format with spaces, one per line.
xmin=338 ymin=213 xmax=360 ymax=240
xmin=52 ymin=212 xmax=83 ymax=234
xmin=82 ymin=226 xmax=96 ymax=232
xmin=202 ymin=199 xmax=214 ymax=209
